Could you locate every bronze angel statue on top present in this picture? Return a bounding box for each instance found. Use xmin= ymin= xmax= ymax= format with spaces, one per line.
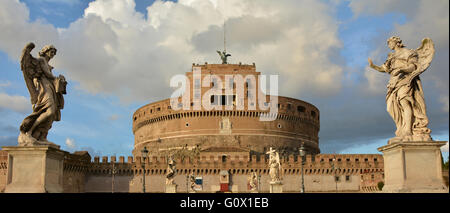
xmin=217 ymin=50 xmax=231 ymax=64
xmin=18 ymin=42 xmax=67 ymax=148
xmin=368 ymin=37 xmax=434 ymax=143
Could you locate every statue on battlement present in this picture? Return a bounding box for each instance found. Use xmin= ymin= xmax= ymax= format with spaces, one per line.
xmin=166 ymin=155 xmax=176 ymax=185
xmin=267 ymin=147 xmax=281 ymax=183
xmin=188 ymin=172 xmax=196 ymax=192
xmin=18 ymin=42 xmax=67 ymax=148
xmin=217 ymin=50 xmax=231 ymax=64
xmin=368 ymin=37 xmax=434 ymax=143
xmin=248 ymin=172 xmax=258 ymax=191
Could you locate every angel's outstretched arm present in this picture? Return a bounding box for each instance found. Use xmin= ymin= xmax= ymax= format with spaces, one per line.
xmin=368 ymin=58 xmax=387 ymax=73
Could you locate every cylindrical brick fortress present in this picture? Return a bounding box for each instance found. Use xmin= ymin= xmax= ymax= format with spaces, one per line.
xmin=132 ymin=64 xmax=320 ymax=157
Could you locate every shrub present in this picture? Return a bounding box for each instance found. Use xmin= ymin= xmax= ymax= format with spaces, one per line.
xmin=377 ymin=181 xmax=384 ymax=191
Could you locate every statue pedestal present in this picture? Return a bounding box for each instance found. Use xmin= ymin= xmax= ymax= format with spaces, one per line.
xmin=269 ymin=181 xmax=283 ymax=193
xmin=165 ymin=184 xmax=177 ymax=193
xmin=2 ymin=146 xmax=65 ymax=193
xmin=378 ymin=141 xmax=448 ymax=193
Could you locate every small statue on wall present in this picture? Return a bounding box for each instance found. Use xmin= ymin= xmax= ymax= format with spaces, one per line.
xmin=18 ymin=42 xmax=67 ymax=148
xmin=188 ymin=172 xmax=196 ymax=192
xmin=368 ymin=37 xmax=435 ymax=143
xmin=166 ymin=155 xmax=176 ymax=185
xmin=267 ymin=147 xmax=281 ymax=183
xmin=248 ymin=172 xmax=258 ymax=191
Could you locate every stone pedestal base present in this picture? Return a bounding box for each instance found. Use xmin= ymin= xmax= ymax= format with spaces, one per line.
xmin=3 ymin=146 xmax=65 ymax=193
xmin=269 ymin=181 xmax=283 ymax=193
xmin=250 ymin=189 xmax=259 ymax=193
xmin=165 ymin=184 xmax=177 ymax=193
xmin=378 ymin=141 xmax=448 ymax=193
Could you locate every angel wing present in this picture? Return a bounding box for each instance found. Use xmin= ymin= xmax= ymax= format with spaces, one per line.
xmin=217 ymin=50 xmax=223 ymax=58
xmin=20 ymin=42 xmax=41 ymax=105
xmin=409 ymin=38 xmax=435 ymax=85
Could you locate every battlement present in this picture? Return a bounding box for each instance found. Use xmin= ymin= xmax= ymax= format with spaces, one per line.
xmin=92 ymin=156 xmax=135 ymax=164
xmin=86 ymin=153 xmax=383 ymax=176
xmin=91 ymin=153 xmax=382 ymax=165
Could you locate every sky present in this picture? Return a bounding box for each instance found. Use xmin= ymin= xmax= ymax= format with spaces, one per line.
xmin=0 ymin=0 xmax=448 ymax=160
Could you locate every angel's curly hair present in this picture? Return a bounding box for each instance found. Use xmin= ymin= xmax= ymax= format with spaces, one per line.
xmin=387 ymin=36 xmax=405 ymax=48
xmin=39 ymin=45 xmax=57 ymax=57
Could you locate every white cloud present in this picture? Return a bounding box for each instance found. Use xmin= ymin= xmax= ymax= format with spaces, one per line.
xmin=441 ymin=142 xmax=449 ymax=153
xmin=65 ymin=137 xmax=76 ymax=149
xmin=0 ymin=93 xmax=30 ymax=113
xmin=348 ymin=0 xmax=420 ymax=17
xmin=351 ymin=0 xmax=449 ymax=111
xmin=35 ymin=0 xmax=81 ymax=5
xmin=0 ymin=81 xmax=11 ymax=88
xmin=0 ymin=0 xmax=344 ymax=103
xmin=363 ymin=66 xmax=389 ymax=95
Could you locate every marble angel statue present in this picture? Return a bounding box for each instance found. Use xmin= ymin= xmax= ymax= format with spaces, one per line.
xmin=368 ymin=37 xmax=434 ymax=143
xmin=267 ymin=147 xmax=281 ymax=183
xmin=166 ymin=155 xmax=176 ymax=185
xmin=18 ymin=42 xmax=67 ymax=147
xmin=248 ymin=172 xmax=258 ymax=191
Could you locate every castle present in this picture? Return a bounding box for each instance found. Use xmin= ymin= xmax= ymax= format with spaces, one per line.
xmin=0 ymin=62 xmax=386 ymax=193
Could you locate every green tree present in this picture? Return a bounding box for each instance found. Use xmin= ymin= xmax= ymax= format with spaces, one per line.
xmin=377 ymin=181 xmax=384 ymax=191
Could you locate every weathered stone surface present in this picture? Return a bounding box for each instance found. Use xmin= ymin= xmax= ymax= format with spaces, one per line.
xmin=269 ymin=181 xmax=283 ymax=193
xmin=378 ymin=141 xmax=448 ymax=193
xmin=165 ymin=184 xmax=177 ymax=193
xmin=0 ymin=150 xmax=383 ymax=193
xmin=3 ymin=146 xmax=65 ymax=193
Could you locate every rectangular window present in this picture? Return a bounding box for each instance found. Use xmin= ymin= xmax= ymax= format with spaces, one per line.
xmin=345 ymin=175 xmax=350 ymax=181
xmin=221 ymin=95 xmax=226 ymax=106
xmin=246 ymin=80 xmax=251 ymax=88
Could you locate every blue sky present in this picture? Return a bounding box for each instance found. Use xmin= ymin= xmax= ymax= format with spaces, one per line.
xmin=0 ymin=0 xmax=448 ymax=160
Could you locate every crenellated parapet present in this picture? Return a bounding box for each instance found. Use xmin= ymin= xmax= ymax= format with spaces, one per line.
xmin=87 ymin=156 xmax=135 ymax=175
xmin=0 ymin=150 xmax=7 ymax=170
xmin=63 ymin=151 xmax=91 ymax=173
xmin=85 ymin=153 xmax=383 ymax=177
